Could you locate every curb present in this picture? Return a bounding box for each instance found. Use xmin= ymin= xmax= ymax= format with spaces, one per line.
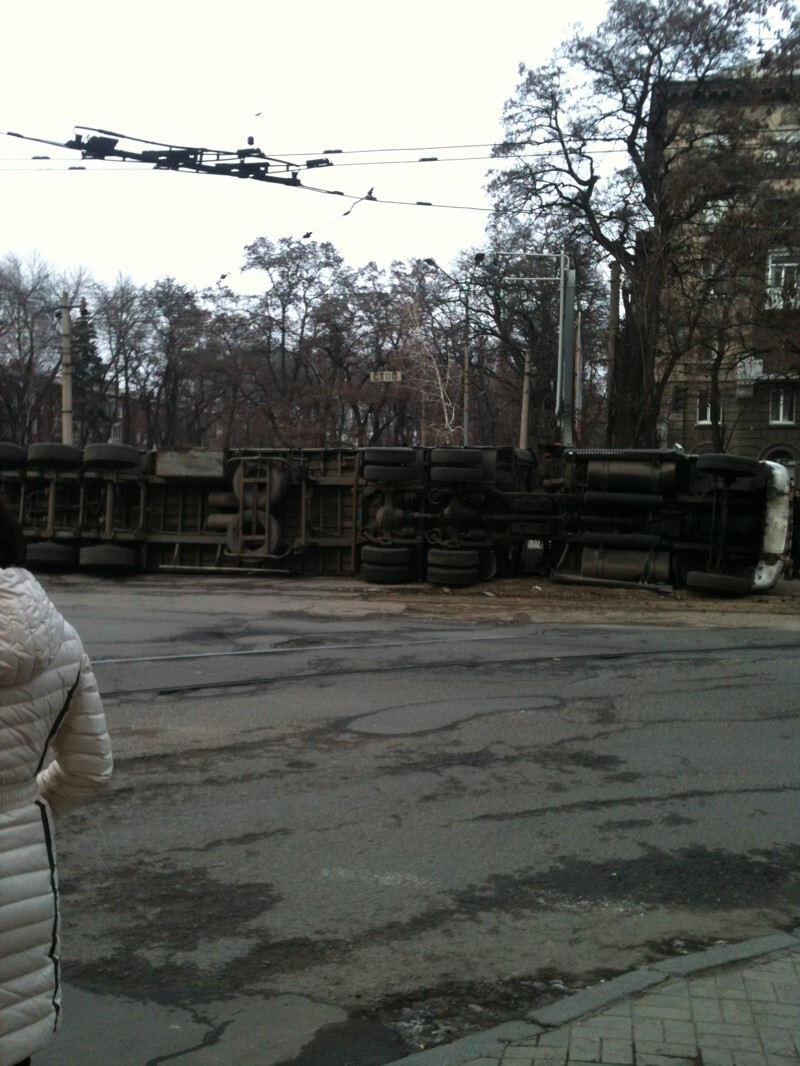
xmin=398 ymin=929 xmax=800 ymax=1065
xmin=398 ymin=1021 xmax=544 ymax=1066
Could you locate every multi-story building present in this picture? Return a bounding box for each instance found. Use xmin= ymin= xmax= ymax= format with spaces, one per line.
xmin=655 ymin=68 xmax=800 ymax=480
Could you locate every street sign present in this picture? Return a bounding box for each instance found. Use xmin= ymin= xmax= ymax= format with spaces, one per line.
xmin=369 ymin=371 xmax=403 ymax=383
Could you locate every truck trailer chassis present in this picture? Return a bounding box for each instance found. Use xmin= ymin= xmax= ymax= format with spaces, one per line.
xmin=0 ymin=442 xmax=790 ymax=596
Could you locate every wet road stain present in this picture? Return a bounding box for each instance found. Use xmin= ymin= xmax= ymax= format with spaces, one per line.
xmin=463 ymin=844 xmax=800 ymax=910
xmin=275 ymin=1018 xmax=408 ymax=1065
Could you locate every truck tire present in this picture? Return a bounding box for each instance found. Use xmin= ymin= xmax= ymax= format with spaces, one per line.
xmin=80 ymin=545 xmax=137 ymax=570
xmin=83 ymin=443 xmax=141 ymax=470
xmin=363 ymin=464 xmax=416 ymax=483
xmin=363 ymin=448 xmax=416 ymax=465
xmin=360 ymin=545 xmax=413 ymax=566
xmin=427 ymin=548 xmax=481 ymax=568
xmin=27 ymin=443 xmax=83 ymax=470
xmin=0 ymin=443 xmax=27 ymax=469
xmin=426 ymin=565 xmax=480 ymax=586
xmin=426 ymin=546 xmax=481 ymax=586
xmin=26 ymin=542 xmax=77 ymax=568
xmin=360 ymin=562 xmax=413 ymax=584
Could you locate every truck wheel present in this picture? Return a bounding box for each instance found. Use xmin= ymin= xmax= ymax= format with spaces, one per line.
xmin=363 ymin=464 xmax=415 ymax=483
xmin=360 ymin=562 xmax=413 ymax=584
xmin=427 ymin=548 xmax=480 ymax=568
xmin=363 ymin=448 xmax=416 ymax=465
xmin=26 ymin=542 xmax=77 ymax=568
xmin=0 ymin=443 xmax=27 ymax=469
xmin=27 ymin=443 xmax=83 ymax=469
xmin=83 ymin=443 xmax=141 ymax=470
xmin=426 ymin=546 xmax=481 ymax=586
xmin=427 ymin=565 xmax=480 ymax=586
xmin=80 ymin=545 xmax=137 ymax=570
xmin=360 ymin=545 xmax=413 ymax=566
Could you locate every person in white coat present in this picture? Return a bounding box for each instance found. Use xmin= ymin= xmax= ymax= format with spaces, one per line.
xmin=0 ymin=499 xmax=113 ymax=1066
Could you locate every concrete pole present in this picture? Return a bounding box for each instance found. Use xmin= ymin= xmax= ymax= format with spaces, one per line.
xmin=560 ymin=269 xmax=577 ymax=447
xmin=60 ymin=291 xmax=73 ymax=445
xmin=608 ymin=260 xmax=621 ymax=415
xmin=555 ymin=252 xmax=567 ymax=424
xmin=518 ymin=345 xmax=532 ymax=449
xmin=462 ymin=286 xmax=470 ymax=447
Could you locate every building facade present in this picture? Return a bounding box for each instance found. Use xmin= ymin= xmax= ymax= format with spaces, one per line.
xmin=655 ymin=69 xmax=800 ymax=479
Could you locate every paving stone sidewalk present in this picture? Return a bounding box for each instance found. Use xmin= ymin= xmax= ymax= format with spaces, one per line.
xmin=402 ymin=931 xmax=800 ymax=1066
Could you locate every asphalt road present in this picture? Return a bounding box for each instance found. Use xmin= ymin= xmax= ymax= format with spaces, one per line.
xmin=32 ymin=573 xmax=800 ymax=1064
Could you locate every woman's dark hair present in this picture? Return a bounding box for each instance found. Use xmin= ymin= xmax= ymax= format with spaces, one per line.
xmin=0 ymin=497 xmax=26 ymax=567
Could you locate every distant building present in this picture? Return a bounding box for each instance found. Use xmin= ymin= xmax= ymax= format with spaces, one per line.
xmin=653 ymin=68 xmax=800 ymax=478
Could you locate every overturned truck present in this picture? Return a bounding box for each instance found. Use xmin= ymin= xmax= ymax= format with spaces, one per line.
xmin=0 ymin=441 xmax=790 ymax=595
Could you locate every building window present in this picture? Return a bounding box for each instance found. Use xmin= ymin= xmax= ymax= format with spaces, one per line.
xmin=671 ymin=383 xmax=688 ymax=410
xmin=703 ymin=200 xmax=728 ymax=224
xmin=697 ymin=392 xmax=721 ymax=426
xmin=700 ymin=260 xmax=730 ymax=298
xmin=766 ymin=251 xmax=800 ymax=309
xmin=110 ymin=424 xmax=122 ymax=442
xmin=769 ymin=388 xmax=796 ymax=425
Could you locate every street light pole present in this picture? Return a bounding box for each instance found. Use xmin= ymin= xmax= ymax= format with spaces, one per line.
xmin=462 ymin=283 xmax=471 ymax=446
xmin=559 ymin=265 xmax=577 ymax=448
xmin=518 ymin=345 xmax=532 ymax=450
xmin=494 ymin=251 xmax=573 ymax=448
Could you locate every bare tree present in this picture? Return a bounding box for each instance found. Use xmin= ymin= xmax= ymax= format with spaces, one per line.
xmin=398 ymin=296 xmax=460 ymax=446
xmin=137 ymin=280 xmax=208 ymax=447
xmin=0 ymin=254 xmax=61 ymax=444
xmin=492 ymin=0 xmax=800 ymax=446
xmin=92 ymin=276 xmax=150 ymax=446
xmin=197 ymin=284 xmax=266 ymax=449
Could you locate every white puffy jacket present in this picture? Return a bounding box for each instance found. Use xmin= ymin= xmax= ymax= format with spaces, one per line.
xmin=0 ymin=567 xmax=112 ymax=1066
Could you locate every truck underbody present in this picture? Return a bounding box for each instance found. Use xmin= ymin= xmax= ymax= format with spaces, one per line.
xmin=0 ymin=442 xmax=790 ymax=596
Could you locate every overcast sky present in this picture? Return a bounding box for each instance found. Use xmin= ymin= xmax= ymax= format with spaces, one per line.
xmin=1 ymin=0 xmax=608 ymax=292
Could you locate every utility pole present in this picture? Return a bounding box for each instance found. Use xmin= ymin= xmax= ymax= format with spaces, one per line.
xmin=518 ymin=346 xmax=532 ymax=450
xmin=607 ymin=261 xmax=621 ymax=439
xmin=495 ymin=251 xmax=567 ymax=450
xmin=559 ymin=267 xmax=577 ymax=447
xmin=462 ymin=284 xmax=471 ymax=446
xmin=60 ymin=291 xmax=73 ymax=445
